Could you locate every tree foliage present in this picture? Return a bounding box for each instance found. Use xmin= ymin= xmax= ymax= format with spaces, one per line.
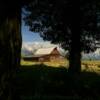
xmin=23 ymin=0 xmax=100 ymax=73
xmin=23 ymin=0 xmax=100 ymax=52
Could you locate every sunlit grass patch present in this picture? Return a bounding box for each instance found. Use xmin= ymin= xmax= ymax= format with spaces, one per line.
xmin=20 ymin=59 xmax=68 ymax=68
xmin=81 ymin=60 xmax=100 ymax=73
xmin=21 ymin=59 xmax=100 ymax=73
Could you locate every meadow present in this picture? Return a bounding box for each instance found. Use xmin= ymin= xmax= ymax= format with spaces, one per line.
xmin=17 ymin=60 xmax=100 ymax=100
xmin=21 ymin=59 xmax=68 ymax=67
xmin=21 ymin=59 xmax=100 ymax=73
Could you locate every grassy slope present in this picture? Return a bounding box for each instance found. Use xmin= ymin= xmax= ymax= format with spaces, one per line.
xmin=16 ymin=60 xmax=100 ymax=100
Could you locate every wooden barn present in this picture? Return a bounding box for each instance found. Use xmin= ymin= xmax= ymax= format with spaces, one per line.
xmin=23 ymin=47 xmax=64 ymax=62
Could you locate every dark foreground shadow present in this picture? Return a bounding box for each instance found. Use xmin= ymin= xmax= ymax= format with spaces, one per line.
xmin=16 ymin=64 xmax=100 ymax=100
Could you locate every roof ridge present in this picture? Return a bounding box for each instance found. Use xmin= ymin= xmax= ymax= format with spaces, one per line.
xmin=37 ymin=46 xmax=57 ymax=50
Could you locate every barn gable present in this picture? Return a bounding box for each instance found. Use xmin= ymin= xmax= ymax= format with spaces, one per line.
xmin=50 ymin=47 xmax=61 ymax=55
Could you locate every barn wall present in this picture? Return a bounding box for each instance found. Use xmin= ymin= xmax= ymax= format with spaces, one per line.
xmin=39 ymin=55 xmax=50 ymax=62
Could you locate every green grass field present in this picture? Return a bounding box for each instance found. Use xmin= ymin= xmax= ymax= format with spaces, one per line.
xmin=21 ymin=59 xmax=100 ymax=73
xmin=21 ymin=59 xmax=68 ymax=67
xmin=17 ymin=60 xmax=100 ymax=99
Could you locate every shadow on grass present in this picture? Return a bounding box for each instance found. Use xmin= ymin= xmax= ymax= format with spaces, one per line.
xmin=16 ymin=64 xmax=100 ymax=100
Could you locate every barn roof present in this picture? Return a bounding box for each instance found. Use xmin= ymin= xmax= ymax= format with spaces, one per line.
xmin=34 ymin=47 xmax=57 ymax=56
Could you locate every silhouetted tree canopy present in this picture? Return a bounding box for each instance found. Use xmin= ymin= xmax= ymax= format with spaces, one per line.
xmin=23 ymin=0 xmax=100 ymax=53
xmin=23 ymin=0 xmax=100 ymax=73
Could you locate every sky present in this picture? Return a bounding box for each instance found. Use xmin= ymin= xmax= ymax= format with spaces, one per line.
xmin=21 ymin=8 xmax=47 ymax=43
xmin=21 ymin=21 xmax=44 ymax=43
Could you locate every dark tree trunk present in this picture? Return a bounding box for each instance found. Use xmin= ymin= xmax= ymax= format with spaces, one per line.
xmin=0 ymin=2 xmax=22 ymax=100
xmin=68 ymin=24 xmax=81 ymax=74
xmin=68 ymin=31 xmax=81 ymax=74
xmin=68 ymin=3 xmax=81 ymax=74
xmin=7 ymin=11 xmax=22 ymax=100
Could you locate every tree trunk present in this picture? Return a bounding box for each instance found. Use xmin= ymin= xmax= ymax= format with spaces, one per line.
xmin=68 ymin=25 xmax=81 ymax=74
xmin=67 ymin=1 xmax=81 ymax=74
xmin=68 ymin=40 xmax=81 ymax=74
xmin=0 ymin=3 xmax=22 ymax=100
xmin=7 ymin=11 xmax=22 ymax=100
xmin=68 ymin=17 xmax=81 ymax=73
